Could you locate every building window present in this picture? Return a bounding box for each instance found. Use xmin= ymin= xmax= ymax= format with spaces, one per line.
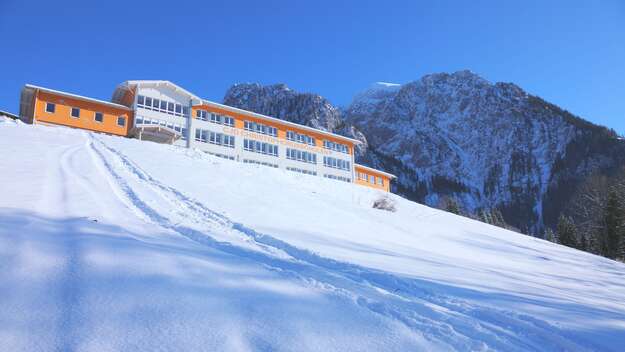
xmin=324 ymin=174 xmax=351 ymax=183
xmin=70 ymin=107 xmax=80 ymax=118
xmin=117 ymin=116 xmax=126 ymax=126
xmin=45 ymin=102 xmax=55 ymax=113
xmin=243 ymin=138 xmax=278 ymax=156
xmin=377 ymin=176 xmax=384 ymax=186
xmin=160 ymin=100 xmax=168 ymax=111
xmin=137 ymin=95 xmax=145 ymax=106
xmin=244 ymin=121 xmax=277 ymax=137
xmin=196 ymin=110 xmax=207 ymax=121
xmin=94 ymin=112 xmax=103 ymax=123
xmin=286 ymin=148 xmax=317 ymax=164
xmin=287 ymin=131 xmax=315 ymax=146
xmin=323 ymin=156 xmax=350 ymax=171
xmin=369 ymin=175 xmax=375 ymax=183
xmin=323 ymin=140 xmax=349 ymax=154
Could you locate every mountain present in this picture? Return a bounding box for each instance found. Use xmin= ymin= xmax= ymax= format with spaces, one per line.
xmin=2 ymin=120 xmax=625 ymax=351
xmin=223 ymin=71 xmax=625 ymax=233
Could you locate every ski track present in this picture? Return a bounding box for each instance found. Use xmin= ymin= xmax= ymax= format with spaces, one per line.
xmin=80 ymin=133 xmax=598 ymax=351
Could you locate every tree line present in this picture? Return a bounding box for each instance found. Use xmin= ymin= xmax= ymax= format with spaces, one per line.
xmin=440 ymin=172 xmax=625 ymax=262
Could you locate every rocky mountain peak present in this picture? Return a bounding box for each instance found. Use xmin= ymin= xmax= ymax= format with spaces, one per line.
xmin=221 ymin=72 xmax=625 ymax=233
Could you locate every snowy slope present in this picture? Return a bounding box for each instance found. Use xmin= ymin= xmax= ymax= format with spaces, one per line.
xmin=1 ymin=120 xmax=625 ymax=351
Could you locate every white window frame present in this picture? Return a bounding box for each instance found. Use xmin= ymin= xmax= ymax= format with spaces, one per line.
xmin=117 ymin=116 xmax=126 ymax=127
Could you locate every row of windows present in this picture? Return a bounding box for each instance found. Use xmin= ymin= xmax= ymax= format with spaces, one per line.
xmin=195 ymin=129 xmax=235 ymax=148
xmin=196 ymin=110 xmax=235 ymax=126
xmin=136 ymin=117 xmax=187 ymax=139
xmin=324 ymin=174 xmax=351 ymax=183
xmin=286 ymin=148 xmax=317 ymax=164
xmin=44 ymin=102 xmax=126 ymax=127
xmin=357 ymin=172 xmax=384 ymax=186
xmin=323 ymin=156 xmax=350 ymax=171
xmin=243 ymin=159 xmax=278 ymax=168
xmin=208 ymin=152 xmax=235 ymax=161
xmin=323 ymin=140 xmax=349 ymax=154
xmin=137 ymin=95 xmax=189 ymax=117
xmin=244 ymin=121 xmax=278 ymax=137
xmin=287 ymin=167 xmax=317 ymax=176
xmin=243 ymin=139 xmax=279 ymax=156
xmin=286 ymin=131 xmax=316 ymax=146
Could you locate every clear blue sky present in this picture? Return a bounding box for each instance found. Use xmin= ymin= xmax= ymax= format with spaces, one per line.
xmin=1 ymin=0 xmax=624 ymax=133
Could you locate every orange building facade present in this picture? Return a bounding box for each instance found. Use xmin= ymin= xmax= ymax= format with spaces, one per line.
xmin=19 ymin=80 xmax=395 ymax=191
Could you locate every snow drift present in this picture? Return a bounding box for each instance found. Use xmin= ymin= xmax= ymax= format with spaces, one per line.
xmin=1 ymin=120 xmax=625 ymax=351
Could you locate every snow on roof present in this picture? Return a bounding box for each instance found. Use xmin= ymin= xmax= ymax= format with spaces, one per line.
xmin=355 ymin=163 xmax=397 ymax=179
xmin=24 ymin=84 xmax=131 ymax=110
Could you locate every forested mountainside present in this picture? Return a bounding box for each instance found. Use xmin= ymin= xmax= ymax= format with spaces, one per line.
xmin=223 ymin=71 xmax=625 ymax=234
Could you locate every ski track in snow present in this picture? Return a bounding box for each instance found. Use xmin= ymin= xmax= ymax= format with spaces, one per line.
xmin=75 ymin=132 xmax=600 ymax=351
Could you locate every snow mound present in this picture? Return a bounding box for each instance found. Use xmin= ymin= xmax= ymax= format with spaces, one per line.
xmin=1 ymin=123 xmax=625 ymax=351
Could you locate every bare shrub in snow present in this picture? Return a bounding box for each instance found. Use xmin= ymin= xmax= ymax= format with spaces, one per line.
xmin=373 ymin=195 xmax=396 ymax=212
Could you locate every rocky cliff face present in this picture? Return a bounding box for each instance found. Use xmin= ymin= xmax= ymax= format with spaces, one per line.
xmin=222 ymin=72 xmax=625 ymax=233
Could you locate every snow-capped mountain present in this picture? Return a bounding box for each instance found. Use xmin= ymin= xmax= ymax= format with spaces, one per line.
xmin=224 ymin=71 xmax=625 ymax=233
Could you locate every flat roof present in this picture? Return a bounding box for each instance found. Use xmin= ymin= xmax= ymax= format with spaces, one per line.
xmin=355 ymin=163 xmax=397 ymax=179
xmin=201 ymin=100 xmax=362 ymax=145
xmin=25 ymin=84 xmax=131 ymax=110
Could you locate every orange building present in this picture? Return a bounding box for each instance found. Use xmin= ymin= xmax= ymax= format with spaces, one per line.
xmin=20 ymin=85 xmax=133 ymax=136
xmin=19 ymin=80 xmax=395 ymax=192
xmin=355 ymin=164 xmax=395 ymax=192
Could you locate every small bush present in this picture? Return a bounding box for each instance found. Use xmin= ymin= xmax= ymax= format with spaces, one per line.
xmin=373 ymin=196 xmax=396 ymax=212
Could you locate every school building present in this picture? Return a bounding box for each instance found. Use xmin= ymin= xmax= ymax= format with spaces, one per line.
xmin=19 ymin=80 xmax=395 ymax=191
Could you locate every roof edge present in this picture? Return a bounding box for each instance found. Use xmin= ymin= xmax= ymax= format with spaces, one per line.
xmin=355 ymin=163 xmax=397 ymax=179
xmin=25 ymin=84 xmax=131 ymax=110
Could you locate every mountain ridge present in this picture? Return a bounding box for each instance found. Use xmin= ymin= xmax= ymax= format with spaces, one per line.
xmin=222 ymin=71 xmax=625 ymax=233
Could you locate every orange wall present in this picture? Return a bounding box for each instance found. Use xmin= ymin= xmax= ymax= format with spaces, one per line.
xmin=192 ymin=105 xmax=354 ymax=155
xmin=355 ymin=166 xmax=392 ymax=192
xmin=34 ymin=90 xmax=133 ymax=136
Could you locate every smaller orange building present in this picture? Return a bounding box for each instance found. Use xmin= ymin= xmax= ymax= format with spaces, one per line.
xmin=20 ymin=84 xmax=133 ymax=136
xmin=355 ymin=164 xmax=395 ymax=192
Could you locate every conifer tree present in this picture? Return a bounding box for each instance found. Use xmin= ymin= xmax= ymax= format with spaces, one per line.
xmin=556 ymin=215 xmax=578 ymax=249
xmin=445 ymin=198 xmax=461 ymax=215
xmin=544 ymin=228 xmax=557 ymax=243
xmin=602 ymin=191 xmax=624 ymax=259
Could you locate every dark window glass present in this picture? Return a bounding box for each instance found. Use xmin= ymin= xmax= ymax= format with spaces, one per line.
xmin=117 ymin=116 xmax=126 ymax=126
xmin=168 ymin=102 xmax=174 ymax=112
xmin=45 ymin=102 xmax=55 ymax=113
xmin=137 ymin=95 xmax=145 ymax=105
xmin=95 ymin=112 xmax=103 ymax=122
xmin=160 ymin=100 xmax=167 ymax=110
xmin=71 ymin=107 xmax=80 ymax=118
xmin=175 ymin=104 xmax=182 ymax=114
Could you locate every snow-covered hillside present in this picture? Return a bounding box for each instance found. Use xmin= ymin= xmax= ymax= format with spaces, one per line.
xmin=1 ymin=119 xmax=625 ymax=351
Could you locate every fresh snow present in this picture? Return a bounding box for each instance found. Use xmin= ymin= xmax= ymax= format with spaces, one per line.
xmin=1 ymin=121 xmax=625 ymax=351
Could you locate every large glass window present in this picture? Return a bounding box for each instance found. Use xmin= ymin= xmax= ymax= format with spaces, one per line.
xmin=323 ymin=156 xmax=350 ymax=171
xmin=243 ymin=138 xmax=278 ymax=156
